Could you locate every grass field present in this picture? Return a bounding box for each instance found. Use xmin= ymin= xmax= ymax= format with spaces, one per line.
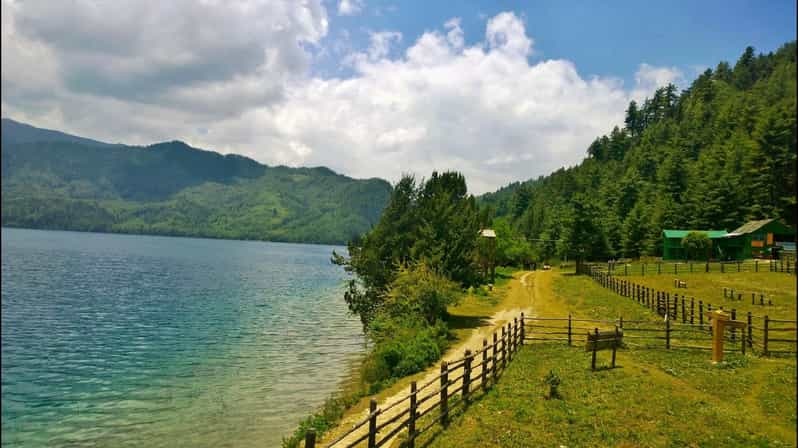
xmin=622 ymin=271 xmax=797 ymax=322
xmin=411 ymin=270 xmax=797 ymax=448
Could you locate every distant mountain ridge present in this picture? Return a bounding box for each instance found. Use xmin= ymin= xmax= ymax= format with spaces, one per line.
xmin=1 ymin=118 xmax=392 ymax=244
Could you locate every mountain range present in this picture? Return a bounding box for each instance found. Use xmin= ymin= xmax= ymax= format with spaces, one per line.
xmin=1 ymin=118 xmax=392 ymax=245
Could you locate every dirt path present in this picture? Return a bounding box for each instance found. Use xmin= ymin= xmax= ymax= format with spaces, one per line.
xmin=320 ymin=272 xmax=538 ymax=448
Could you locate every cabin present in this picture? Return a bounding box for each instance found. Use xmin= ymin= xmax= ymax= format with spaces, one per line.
xmin=722 ymin=219 xmax=796 ymax=259
xmin=662 ymin=219 xmax=796 ymax=261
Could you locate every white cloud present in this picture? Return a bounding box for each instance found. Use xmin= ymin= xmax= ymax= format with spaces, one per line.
xmin=631 ymin=63 xmax=685 ymax=102
xmin=338 ymin=0 xmax=364 ymax=16
xmin=2 ymin=6 xmax=683 ymax=194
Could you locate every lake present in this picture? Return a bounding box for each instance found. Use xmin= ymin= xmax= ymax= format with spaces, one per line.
xmin=1 ymin=228 xmax=365 ymax=447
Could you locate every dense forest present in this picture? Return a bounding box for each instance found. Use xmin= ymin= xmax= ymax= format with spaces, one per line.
xmin=0 ymin=119 xmax=392 ymax=244
xmin=481 ymin=42 xmax=797 ymax=262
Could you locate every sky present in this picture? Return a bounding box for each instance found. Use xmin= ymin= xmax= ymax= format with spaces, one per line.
xmin=2 ymin=0 xmax=795 ymax=194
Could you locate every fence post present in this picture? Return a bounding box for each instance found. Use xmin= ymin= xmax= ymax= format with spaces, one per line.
xmin=591 ymin=328 xmax=598 ymax=370
xmin=520 ymin=313 xmax=525 ymax=345
xmin=747 ymin=312 xmax=753 ymax=350
xmin=492 ymin=333 xmax=498 ymax=382
xmin=514 ymin=318 xmax=519 ymax=352
xmin=665 ymin=315 xmax=671 ymax=349
xmin=755 ymin=260 xmax=758 ymax=272
xmin=507 ymin=323 xmax=514 ymax=361
xmin=482 ymin=340 xmax=488 ymax=392
xmin=706 ymin=260 xmax=709 ymax=273
xmin=440 ymin=362 xmax=449 ymax=427
xmin=731 ymin=309 xmax=737 ymax=343
xmin=760 ymin=294 xmax=764 ymax=306
xmin=462 ymin=349 xmax=472 ymax=402
xmin=763 ymin=316 xmax=769 ymax=356
xmin=407 ymin=382 xmax=417 ymax=448
xmin=699 ymin=301 xmax=704 ymax=327
xmin=305 ymin=429 xmax=316 ymax=448
xmin=501 ymin=327 xmax=507 ymax=369
xmin=568 ymin=314 xmax=572 ymax=346
xmin=368 ymin=399 xmax=377 ymax=448
xmin=752 ymin=293 xmax=755 ymax=305
xmin=681 ymin=298 xmax=686 ymax=324
xmin=690 ymin=298 xmax=694 ymax=324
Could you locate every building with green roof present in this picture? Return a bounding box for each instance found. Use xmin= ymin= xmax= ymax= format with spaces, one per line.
xmin=661 ymin=219 xmax=796 ymax=261
xmin=662 ymin=230 xmax=729 ymax=260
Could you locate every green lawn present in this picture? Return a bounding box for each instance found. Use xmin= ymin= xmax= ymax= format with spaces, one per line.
xmin=622 ymin=271 xmax=797 ymax=322
xmin=409 ymin=270 xmax=797 ymax=448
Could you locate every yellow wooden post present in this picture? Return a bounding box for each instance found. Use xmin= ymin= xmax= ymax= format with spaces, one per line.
xmin=703 ymin=309 xmax=746 ymax=363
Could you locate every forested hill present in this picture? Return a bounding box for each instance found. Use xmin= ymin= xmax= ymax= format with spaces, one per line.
xmin=482 ymin=42 xmax=796 ymax=261
xmin=0 ymin=119 xmax=392 ymax=244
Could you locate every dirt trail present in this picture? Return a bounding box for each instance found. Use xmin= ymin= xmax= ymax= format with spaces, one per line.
xmin=320 ymin=271 xmax=539 ymax=448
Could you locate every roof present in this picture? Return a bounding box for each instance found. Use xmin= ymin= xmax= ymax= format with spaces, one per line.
xmin=731 ymin=219 xmax=775 ymax=234
xmin=662 ymin=230 xmax=728 ymax=239
xmin=479 ymin=229 xmax=496 ymax=238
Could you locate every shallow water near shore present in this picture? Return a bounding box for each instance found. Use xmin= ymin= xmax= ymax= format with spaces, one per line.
xmin=1 ymin=228 xmax=365 ymax=447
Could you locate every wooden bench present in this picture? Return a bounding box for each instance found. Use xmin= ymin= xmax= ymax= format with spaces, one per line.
xmin=674 ymin=279 xmax=687 ymax=288
xmin=586 ymin=328 xmax=623 ymax=370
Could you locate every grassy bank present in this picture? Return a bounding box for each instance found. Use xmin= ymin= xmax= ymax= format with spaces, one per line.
xmin=411 ymin=269 xmax=797 ymax=447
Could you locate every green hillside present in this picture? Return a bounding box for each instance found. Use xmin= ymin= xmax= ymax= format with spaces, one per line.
xmin=482 ymin=42 xmax=796 ymax=261
xmin=0 ymin=123 xmax=391 ymax=244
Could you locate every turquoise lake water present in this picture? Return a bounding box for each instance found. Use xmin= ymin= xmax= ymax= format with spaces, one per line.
xmin=1 ymin=228 xmax=365 ymax=447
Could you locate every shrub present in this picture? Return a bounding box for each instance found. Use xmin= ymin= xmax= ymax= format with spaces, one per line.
xmin=364 ymin=314 xmax=449 ymax=382
xmin=383 ymin=262 xmax=461 ymax=325
xmin=543 ymin=369 xmax=562 ymax=399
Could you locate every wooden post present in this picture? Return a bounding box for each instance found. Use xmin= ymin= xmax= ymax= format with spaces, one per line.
xmin=591 ymin=328 xmax=598 ymax=370
xmin=305 ymin=429 xmax=316 ymax=448
xmin=707 ymin=304 xmax=712 ymax=335
xmin=440 ymin=362 xmax=449 ymax=426
xmin=368 ymin=399 xmax=377 ymax=448
xmin=612 ymin=326 xmax=619 ymax=368
xmin=690 ymin=298 xmax=694 ymax=324
xmin=492 ymin=333 xmax=498 ymax=382
xmin=501 ymin=327 xmax=507 ymax=369
xmin=760 ymin=294 xmax=764 ymax=306
xmin=665 ymin=314 xmax=671 ymax=349
xmin=681 ymin=297 xmax=686 ymax=324
xmin=520 ymin=313 xmax=525 ymax=345
xmin=763 ymin=316 xmax=769 ymax=356
xmin=752 ymin=293 xmax=755 ymax=305
xmin=508 ymin=323 xmax=514 ymax=361
xmin=567 ymin=314 xmax=572 ymax=346
xmin=462 ymin=349 xmax=472 ymax=401
xmin=514 ymin=318 xmax=519 ymax=351
xmin=699 ymin=301 xmax=704 ymax=327
xmin=747 ymin=312 xmax=753 ymax=349
xmin=755 ymin=260 xmax=758 ymax=272
xmin=731 ymin=309 xmax=737 ymax=343
xmin=706 ymin=260 xmax=709 ymax=273
xmin=482 ymin=340 xmax=488 ymax=392
xmin=408 ymin=382 xmax=417 ymax=448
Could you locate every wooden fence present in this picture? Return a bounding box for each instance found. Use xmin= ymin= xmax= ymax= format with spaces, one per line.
xmin=582 ymin=266 xmax=797 ymax=356
xmin=594 ymin=259 xmax=796 ymax=276
xmin=306 ymin=313 xmax=526 ymax=448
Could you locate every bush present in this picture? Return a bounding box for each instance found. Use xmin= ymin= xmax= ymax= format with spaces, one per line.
xmin=364 ymin=314 xmax=449 ymax=382
xmin=383 ymin=262 xmax=461 ymax=324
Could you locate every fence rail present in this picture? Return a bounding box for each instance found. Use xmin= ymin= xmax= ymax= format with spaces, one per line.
xmin=592 ymin=259 xmax=796 ymax=276
xmin=308 ymin=314 xmax=526 ymax=448
xmin=577 ymin=264 xmax=797 ymax=356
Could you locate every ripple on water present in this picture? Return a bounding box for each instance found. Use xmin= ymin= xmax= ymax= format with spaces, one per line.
xmin=2 ymin=228 xmax=365 ymax=448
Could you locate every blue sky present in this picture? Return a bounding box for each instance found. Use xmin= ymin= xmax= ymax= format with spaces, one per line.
xmin=320 ymin=0 xmax=797 ymax=85
xmin=2 ymin=0 xmax=795 ymax=193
